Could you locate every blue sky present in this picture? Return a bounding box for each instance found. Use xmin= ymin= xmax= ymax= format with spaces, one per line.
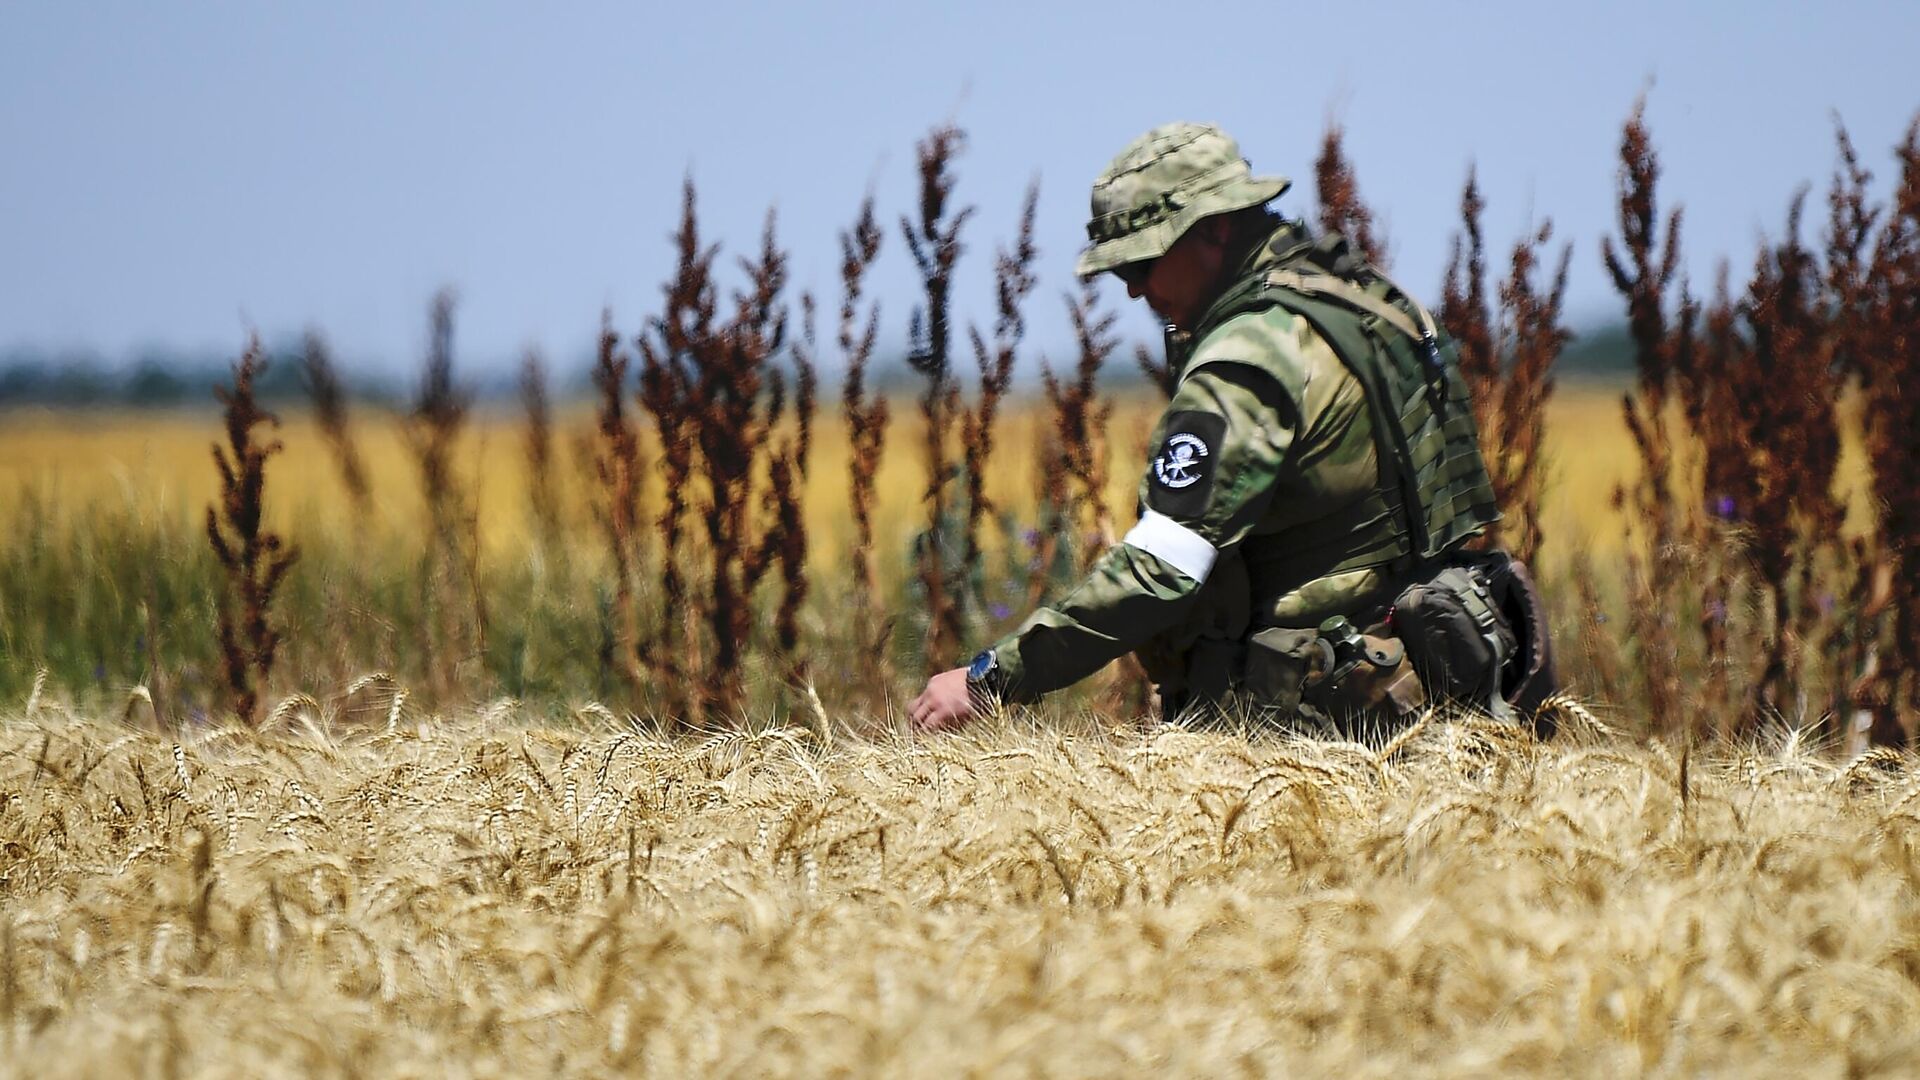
xmin=3 ymin=1 xmax=1917 ymax=374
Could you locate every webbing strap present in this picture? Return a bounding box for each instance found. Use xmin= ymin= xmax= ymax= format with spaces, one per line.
xmin=1436 ymin=565 xmax=1516 ymax=722
xmin=1269 ymin=266 xmax=1450 ymax=395
xmin=1368 ymin=267 xmax=1446 ymax=350
xmin=1264 ymin=269 xmax=1423 ymax=342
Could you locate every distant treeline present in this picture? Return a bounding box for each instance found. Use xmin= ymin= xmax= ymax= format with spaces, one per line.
xmin=0 ymin=324 xmax=1638 ymax=409
xmin=0 ymin=346 xmax=476 ymax=409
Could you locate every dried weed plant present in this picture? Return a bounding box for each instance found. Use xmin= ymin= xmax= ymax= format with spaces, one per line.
xmin=1591 ymin=112 xmax=1900 ymax=739
xmin=298 ymin=331 xmax=370 ymax=520
xmin=838 ymin=194 xmax=889 ymax=667
xmin=297 ymin=329 xmax=372 ymax=689
xmin=1043 ymin=279 xmax=1120 ymax=571
xmin=206 ymin=337 xmax=298 ymax=727
xmin=589 ymin=316 xmax=649 ymax=707
xmin=1442 ymin=168 xmax=1571 ymax=565
xmin=405 ymin=291 xmax=486 ymax=702
xmin=694 ymin=212 xmax=801 ymax=714
xmin=1604 ymin=101 xmax=1691 ymax=557
xmin=1729 ymin=191 xmax=1844 ymax=720
xmin=1313 ymin=122 xmax=1387 ymax=267
xmin=1042 ymin=281 xmax=1154 ymax=717
xmin=1442 ymin=169 xmax=1498 ymax=437
xmin=761 ymin=293 xmax=816 ymax=666
xmin=960 ymin=180 xmax=1039 ymax=610
xmin=1863 ymin=117 xmax=1920 ymax=738
xmin=637 ymin=183 xmax=712 ymax=685
xmin=1818 ymin=123 xmax=1891 ymax=745
xmin=519 ymin=347 xmax=561 ymax=548
xmin=1601 ymin=100 xmax=1692 ymax=728
xmin=901 ymin=125 xmax=974 ymax=667
xmin=634 ymin=185 xmax=810 ymax=720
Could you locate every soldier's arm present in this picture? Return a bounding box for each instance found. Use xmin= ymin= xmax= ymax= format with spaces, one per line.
xmin=984 ymin=355 xmax=1298 ymax=702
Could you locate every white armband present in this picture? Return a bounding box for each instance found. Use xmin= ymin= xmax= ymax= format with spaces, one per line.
xmin=1121 ymin=510 xmax=1218 ymax=584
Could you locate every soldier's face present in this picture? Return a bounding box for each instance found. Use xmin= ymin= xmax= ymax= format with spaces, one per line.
xmin=1118 ymin=218 xmax=1233 ymax=330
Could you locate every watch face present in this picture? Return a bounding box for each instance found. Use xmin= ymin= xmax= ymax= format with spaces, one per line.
xmin=967 ymin=650 xmax=997 ymax=681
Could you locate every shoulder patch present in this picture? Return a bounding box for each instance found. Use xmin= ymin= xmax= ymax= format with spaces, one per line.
xmin=1146 ymin=411 xmax=1229 ymax=519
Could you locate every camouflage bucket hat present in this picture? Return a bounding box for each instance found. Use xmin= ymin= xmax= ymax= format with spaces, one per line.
xmin=1076 ymin=122 xmax=1291 ymax=278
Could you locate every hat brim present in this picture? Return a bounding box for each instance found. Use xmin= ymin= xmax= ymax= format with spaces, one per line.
xmin=1075 ymin=174 xmax=1290 ymax=278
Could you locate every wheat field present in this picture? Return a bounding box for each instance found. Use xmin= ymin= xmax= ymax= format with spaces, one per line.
xmin=0 ymin=389 xmax=1635 ymax=561
xmin=0 ymin=387 xmax=1900 ymax=1076
xmin=0 ymin=386 xmax=1880 ymax=576
xmin=4 ymin=695 xmax=1920 ymax=1077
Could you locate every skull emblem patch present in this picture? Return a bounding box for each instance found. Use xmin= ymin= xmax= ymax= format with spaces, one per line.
xmin=1154 ymin=433 xmax=1209 ymax=489
xmin=1145 ymin=411 xmax=1226 ymax=518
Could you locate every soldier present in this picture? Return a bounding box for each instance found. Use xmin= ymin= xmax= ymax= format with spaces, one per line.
xmin=910 ymin=122 xmax=1553 ymax=735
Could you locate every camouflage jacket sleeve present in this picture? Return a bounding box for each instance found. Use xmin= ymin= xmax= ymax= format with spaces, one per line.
xmin=986 ymin=342 xmax=1298 ymax=702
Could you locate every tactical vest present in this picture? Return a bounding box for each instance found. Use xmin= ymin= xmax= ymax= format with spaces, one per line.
xmin=1178 ymin=228 xmax=1501 ymax=614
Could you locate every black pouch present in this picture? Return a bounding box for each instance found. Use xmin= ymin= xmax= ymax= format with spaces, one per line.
xmin=1391 ymin=550 xmax=1559 ymax=736
xmin=1392 ymin=560 xmax=1519 ymax=720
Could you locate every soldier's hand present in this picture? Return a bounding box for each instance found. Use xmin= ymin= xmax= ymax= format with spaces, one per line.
xmin=910 ymin=667 xmax=976 ymax=733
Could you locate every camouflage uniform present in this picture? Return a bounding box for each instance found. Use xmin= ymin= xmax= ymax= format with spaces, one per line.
xmin=975 ymin=123 xmax=1505 ymax=728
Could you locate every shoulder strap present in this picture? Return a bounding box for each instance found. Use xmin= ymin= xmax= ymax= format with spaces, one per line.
xmin=1266 ymin=266 xmax=1451 ymax=377
xmin=1264 ymin=268 xmax=1423 ymax=343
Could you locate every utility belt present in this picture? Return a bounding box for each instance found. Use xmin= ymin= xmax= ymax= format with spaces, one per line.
xmin=1150 ymin=549 xmax=1558 ymax=737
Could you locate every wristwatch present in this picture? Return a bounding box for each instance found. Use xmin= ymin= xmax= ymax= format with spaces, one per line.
xmin=965 ymin=648 xmax=1004 ymax=699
